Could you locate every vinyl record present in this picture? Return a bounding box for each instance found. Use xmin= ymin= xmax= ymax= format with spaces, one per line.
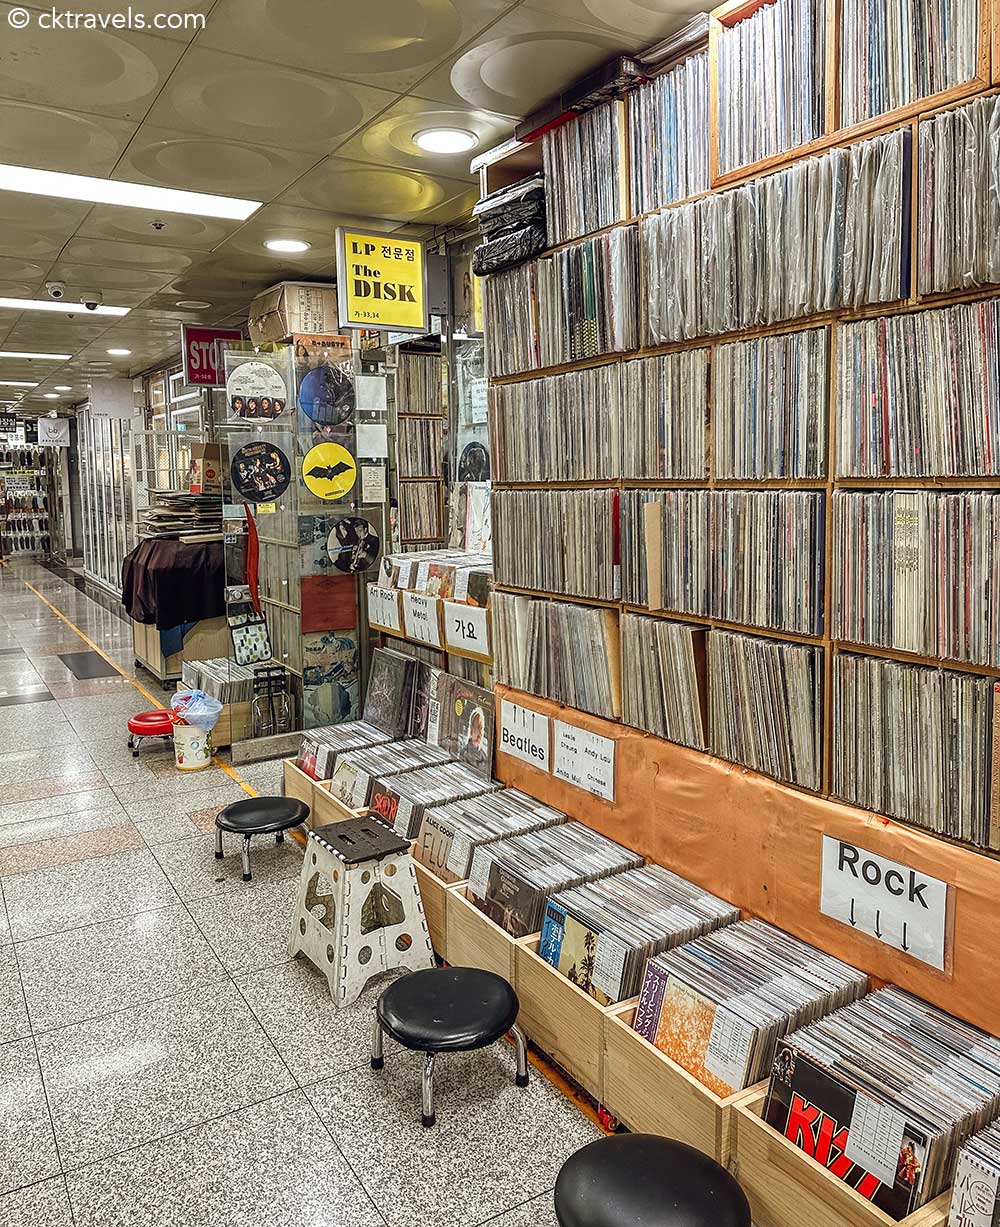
xmin=458 ymin=441 xmax=490 ymax=481
xmin=327 ymin=516 xmax=380 ymax=574
xmin=230 ymin=441 xmax=291 ymax=503
xmin=302 ymin=442 xmax=357 ymax=501
xmin=227 ymin=361 xmax=288 ymax=420
xmin=297 ymin=364 xmax=355 ymax=426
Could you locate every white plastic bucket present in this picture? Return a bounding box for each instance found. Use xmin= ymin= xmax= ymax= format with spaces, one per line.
xmin=173 ymin=722 xmax=212 ymax=771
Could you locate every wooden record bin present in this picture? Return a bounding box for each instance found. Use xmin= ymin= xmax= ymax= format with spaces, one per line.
xmin=603 ymin=1001 xmax=754 ymax=1166
xmin=444 ymin=885 xmax=527 ymax=982
xmin=730 ymin=1091 xmax=951 ymax=1227
xmin=412 ymin=860 xmax=451 ymax=961
xmin=282 ymin=757 xmax=315 ymax=807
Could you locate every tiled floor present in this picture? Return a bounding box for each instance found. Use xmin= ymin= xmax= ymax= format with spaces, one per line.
xmin=0 ymin=562 xmax=596 ymax=1226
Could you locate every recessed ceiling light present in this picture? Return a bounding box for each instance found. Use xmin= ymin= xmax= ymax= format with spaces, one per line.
xmin=106 ymin=348 xmax=132 ymax=356
xmin=413 ymin=128 xmax=478 ymax=154
xmin=0 ymin=349 xmax=72 ymax=361
xmin=0 ymin=297 xmax=129 ymax=317
xmin=264 ymin=238 xmax=311 ymax=253
xmin=175 ymin=300 xmax=212 ymax=309
xmin=53 ymin=385 xmax=72 ymax=391
xmin=0 ymin=380 xmax=37 ymax=388
xmin=0 ymin=162 xmax=262 ymax=221
xmin=43 ymin=393 xmax=59 ymax=399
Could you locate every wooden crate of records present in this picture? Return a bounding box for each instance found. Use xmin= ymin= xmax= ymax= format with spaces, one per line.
xmin=412 ymin=860 xmax=451 ymax=961
xmin=444 ymin=886 xmax=525 ymax=982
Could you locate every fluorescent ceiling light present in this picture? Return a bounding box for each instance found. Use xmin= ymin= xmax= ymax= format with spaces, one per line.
xmin=265 ymin=238 xmax=311 ymax=253
xmin=0 ymin=297 xmax=129 ymax=317
xmin=0 ymin=349 xmax=72 ymax=361
xmin=413 ymin=128 xmax=478 ymax=153
xmin=175 ymin=299 xmax=212 ymax=309
xmin=43 ymin=393 xmax=59 ymax=399
xmin=106 ymin=348 xmax=132 ymax=356
xmin=0 ymin=162 xmax=262 ymax=221
xmin=53 ymin=385 xmax=72 ymax=391
xmin=0 ymin=380 xmax=37 ymax=387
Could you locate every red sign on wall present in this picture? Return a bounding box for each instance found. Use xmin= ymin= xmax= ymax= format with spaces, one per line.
xmin=181 ymin=325 xmax=244 ymax=387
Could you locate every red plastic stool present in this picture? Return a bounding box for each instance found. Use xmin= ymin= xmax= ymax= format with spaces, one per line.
xmin=127 ymin=709 xmax=175 ymax=758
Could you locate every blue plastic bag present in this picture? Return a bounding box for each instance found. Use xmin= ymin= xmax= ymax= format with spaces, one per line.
xmin=171 ymin=689 xmax=223 ymax=733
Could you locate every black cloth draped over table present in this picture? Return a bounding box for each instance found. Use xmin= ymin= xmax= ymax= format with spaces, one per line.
xmin=121 ymin=538 xmax=226 ymax=630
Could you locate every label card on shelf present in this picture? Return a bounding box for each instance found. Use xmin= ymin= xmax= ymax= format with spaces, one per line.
xmin=845 ymin=1093 xmax=908 ymax=1188
xmin=367 ymin=585 xmax=402 ymax=633
xmin=950 ymin=1149 xmax=1000 ymax=1227
xmin=402 ymin=591 xmax=442 ymax=647
xmin=553 ymin=721 xmax=615 ymax=801
xmin=820 ymin=837 xmax=949 ymax=971
xmin=443 ymin=602 xmax=489 ymax=658
xmin=591 ymin=933 xmax=628 ymax=1000
xmin=704 ymin=1006 xmax=755 ymax=1092
xmin=499 ymin=699 xmax=550 ymax=770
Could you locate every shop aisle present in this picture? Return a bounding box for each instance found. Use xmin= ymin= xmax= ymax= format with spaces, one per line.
xmin=0 ymin=560 xmax=595 ymax=1227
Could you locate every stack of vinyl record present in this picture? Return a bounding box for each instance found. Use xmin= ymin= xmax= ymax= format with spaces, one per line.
xmin=713 ymin=328 xmax=828 ymax=479
xmin=413 ymin=788 xmax=566 ymax=883
xmin=836 ymin=300 xmax=1000 ymax=478
xmin=399 ymin=483 xmax=442 ymax=542
xmin=298 ymin=722 xmax=391 ymax=782
xmin=327 ymin=739 xmax=453 ymax=809
xmin=543 ymin=99 xmax=624 ymax=246
xmin=628 ymin=50 xmax=710 ymax=214
xmin=491 ymin=365 xmax=623 ymax=483
xmin=362 ymin=648 xmax=418 ymax=738
xmin=622 ymin=350 xmax=708 ymax=481
xmin=619 ymin=489 xmax=711 ymax=613
xmin=620 ymin=613 xmax=706 ymax=749
xmin=491 ymin=592 xmax=618 ymax=720
xmin=483 ymin=262 xmax=537 ymax=376
xmin=635 ymin=919 xmax=868 ymax=1096
xmin=493 ymin=488 xmax=618 ymax=601
xmin=540 ymin=864 xmax=740 ymax=1006
xmin=948 ymin=1117 xmax=1000 ymax=1226
xmin=180 ymin=658 xmax=258 ymax=704
xmin=397 ymin=417 xmax=445 ymax=478
xmin=468 ymin=821 xmax=644 ymax=938
xmin=140 ymin=490 xmax=223 ymax=540
xmin=372 ymin=761 xmax=503 ymax=840
xmin=396 ymin=350 xmax=444 ymax=416
xmin=919 ymin=96 xmax=1000 ymax=295
xmin=765 ymin=987 xmax=1000 ymax=1218
xmin=833 ymin=653 xmax=993 ymax=847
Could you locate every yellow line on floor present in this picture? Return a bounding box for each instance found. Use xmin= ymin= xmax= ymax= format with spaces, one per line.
xmin=21 ymin=578 xmax=258 ymax=798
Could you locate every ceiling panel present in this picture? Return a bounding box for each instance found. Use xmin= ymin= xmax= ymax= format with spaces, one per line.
xmin=279 ymin=155 xmax=471 ymax=220
xmin=0 ymin=5 xmax=187 ymax=120
xmin=0 ymin=99 xmax=138 ymax=175
xmin=333 ymin=97 xmax=511 ymax=178
xmin=523 ymin=0 xmax=698 ymax=44
xmin=0 ymin=256 xmax=50 ymax=284
xmin=75 ymin=205 xmax=242 ymax=252
xmin=143 ymin=47 xmax=399 ymax=153
xmin=195 ymin=0 xmax=516 ymax=95
xmin=55 ymin=239 xmax=196 ymax=275
xmin=111 ymin=124 xmax=320 ymax=201
xmin=17 ymin=0 xmax=214 ymax=44
xmin=415 ymin=4 xmax=627 ymax=114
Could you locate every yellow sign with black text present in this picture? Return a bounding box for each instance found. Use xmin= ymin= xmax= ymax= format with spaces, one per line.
xmin=336 ymin=228 xmax=428 ymax=334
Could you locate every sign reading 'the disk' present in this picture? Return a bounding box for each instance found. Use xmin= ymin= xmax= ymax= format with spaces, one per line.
xmin=336 ymin=228 xmax=427 ymax=334
xmin=820 ymin=837 xmax=949 ymax=970
xmin=499 ymin=700 xmax=550 ymax=771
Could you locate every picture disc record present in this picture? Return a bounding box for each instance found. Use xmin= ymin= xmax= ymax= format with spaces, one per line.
xmin=230 ymin=441 xmax=291 ymax=503
xmin=327 ymin=517 xmax=380 ymax=574
xmin=458 ymin=441 xmax=490 ymax=482
xmin=301 ymin=442 xmax=357 ymax=501
xmin=297 ymin=364 xmax=355 ymax=426
xmin=227 ymin=361 xmax=288 ymax=419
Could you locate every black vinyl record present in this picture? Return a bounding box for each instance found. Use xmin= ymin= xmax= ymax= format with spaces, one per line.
xmin=458 ymin=441 xmax=490 ymax=481
xmin=327 ymin=516 xmax=380 ymax=574
xmin=230 ymin=441 xmax=291 ymax=503
xmin=298 ymin=364 xmax=355 ymax=426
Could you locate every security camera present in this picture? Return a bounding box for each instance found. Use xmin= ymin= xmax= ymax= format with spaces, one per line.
xmin=81 ymin=291 xmax=103 ymax=312
xmin=45 ymin=281 xmax=67 ymax=300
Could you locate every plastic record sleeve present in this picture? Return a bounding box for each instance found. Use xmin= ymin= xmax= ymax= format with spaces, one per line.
xmin=226 ymin=361 xmax=288 ymax=420
xmin=327 ymin=516 xmax=380 ymax=574
xmin=229 ymin=441 xmax=292 ymax=503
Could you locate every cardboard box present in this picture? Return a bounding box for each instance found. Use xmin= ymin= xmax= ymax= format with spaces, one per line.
xmin=248 ymin=282 xmax=339 ymax=344
xmin=188 ymin=443 xmax=223 ymax=494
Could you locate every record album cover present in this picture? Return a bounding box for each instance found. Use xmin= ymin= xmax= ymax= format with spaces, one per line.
xmin=362 ymin=648 xmax=416 ymax=738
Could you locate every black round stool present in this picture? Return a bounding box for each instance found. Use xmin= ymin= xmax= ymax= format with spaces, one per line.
xmin=371 ymin=966 xmax=528 ymax=1127
xmin=554 ymin=1134 xmax=751 ymax=1227
xmin=214 ymin=795 xmax=309 ymax=882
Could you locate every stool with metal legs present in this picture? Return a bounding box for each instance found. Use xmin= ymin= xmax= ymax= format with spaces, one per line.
xmin=371 ymin=966 xmax=528 ymax=1127
xmin=214 ymin=796 xmax=309 ymax=882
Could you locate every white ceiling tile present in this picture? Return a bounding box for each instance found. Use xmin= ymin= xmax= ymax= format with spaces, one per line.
xmin=0 ymin=6 xmax=186 ymax=120
xmin=17 ymin=0 xmax=214 ymax=43
xmin=0 ymin=256 xmax=50 ymax=283
xmin=279 ymin=155 xmax=470 ymax=221
xmin=195 ymin=0 xmax=515 ymax=94
xmin=56 ymin=238 xmax=195 ymax=275
xmin=333 ymin=97 xmax=512 ymax=178
xmin=519 ymin=0 xmax=696 ymax=45
xmin=76 ymin=205 xmax=241 ymax=251
xmin=415 ymin=5 xmax=626 ymax=114
xmin=143 ymin=47 xmax=398 ymax=153
xmin=112 ymin=124 xmax=320 ymax=200
xmin=0 ymin=99 xmax=137 ymax=174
